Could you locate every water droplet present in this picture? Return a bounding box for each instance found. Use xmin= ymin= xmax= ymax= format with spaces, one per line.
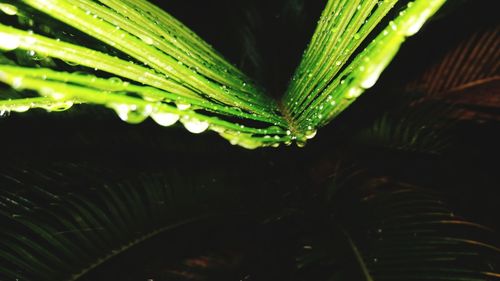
xmin=151 ymin=111 xmax=179 ymax=127
xmin=107 ymin=77 xmax=127 ymax=90
xmin=64 ymin=60 xmax=79 ymax=66
xmin=405 ymin=9 xmax=432 ymax=36
xmin=182 ymin=117 xmax=209 ymax=134
xmin=346 ymin=86 xmax=362 ymax=99
xmin=0 ymin=3 xmax=17 ymax=15
xmin=12 ymin=77 xmax=23 ymax=89
xmin=360 ymin=66 xmax=384 ymax=89
xmin=305 ymin=128 xmax=317 ymax=139
xmin=42 ymin=101 xmax=74 ymax=112
xmin=108 ymin=77 xmax=122 ymax=84
xmin=40 ymin=87 xmax=66 ymax=100
xmin=143 ymin=96 xmax=161 ymax=102
xmin=0 ymin=109 xmax=9 ymax=117
xmin=176 ymin=103 xmax=191 ymax=110
xmin=390 ymin=21 xmax=397 ymax=31
xmin=233 ymin=137 xmax=262 ymax=149
xmin=110 ymin=103 xmax=149 ymax=124
xmin=12 ymin=105 xmax=30 ymax=112
xmin=0 ymin=32 xmax=21 ymax=51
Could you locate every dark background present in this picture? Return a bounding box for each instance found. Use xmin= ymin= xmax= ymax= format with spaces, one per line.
xmin=0 ymin=1 xmax=499 ymax=279
xmin=1 ymin=0 xmax=498 ymax=228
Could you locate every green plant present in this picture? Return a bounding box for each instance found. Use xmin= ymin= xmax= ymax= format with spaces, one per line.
xmin=0 ymin=0 xmax=444 ymax=148
xmin=1 ymin=1 xmax=499 ymax=281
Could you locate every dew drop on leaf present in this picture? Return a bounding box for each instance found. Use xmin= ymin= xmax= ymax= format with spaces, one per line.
xmin=108 ymin=77 xmax=126 ymax=90
xmin=182 ymin=117 xmax=209 ymax=134
xmin=360 ymin=66 xmax=384 ymax=89
xmin=176 ymin=102 xmax=191 ymax=110
xmin=63 ymin=60 xmax=79 ymax=66
xmin=0 ymin=109 xmax=8 ymax=117
xmin=12 ymin=77 xmax=23 ymax=89
xmin=108 ymin=77 xmax=122 ymax=84
xmin=0 ymin=3 xmax=17 ymax=15
xmin=42 ymin=101 xmax=74 ymax=112
xmin=306 ymin=128 xmax=317 ymax=139
xmin=0 ymin=33 xmax=21 ymax=51
xmin=405 ymin=9 xmax=432 ymax=36
xmin=40 ymin=87 xmax=66 ymax=100
xmin=346 ymin=86 xmax=362 ymax=99
xmin=110 ymin=103 xmax=149 ymax=124
xmin=12 ymin=105 xmax=30 ymax=112
xmin=151 ymin=111 xmax=179 ymax=127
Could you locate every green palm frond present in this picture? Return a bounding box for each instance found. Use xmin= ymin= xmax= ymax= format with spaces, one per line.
xmin=407 ymin=25 xmax=500 ymax=121
xmin=354 ymin=98 xmax=454 ymax=154
xmin=408 ymin=26 xmax=499 ymax=98
xmin=297 ymin=177 xmax=500 ymax=280
xmin=0 ymin=165 xmax=237 ymax=281
xmin=346 ymin=179 xmax=500 ymax=280
xmin=0 ymin=0 xmax=446 ymax=148
xmin=282 ymin=0 xmax=445 ymax=134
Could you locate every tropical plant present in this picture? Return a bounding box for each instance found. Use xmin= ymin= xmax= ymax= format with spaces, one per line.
xmin=0 ymin=0 xmax=445 ymax=148
xmin=1 ymin=0 xmax=499 ymax=280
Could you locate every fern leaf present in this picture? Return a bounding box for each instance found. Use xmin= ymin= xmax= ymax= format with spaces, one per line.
xmin=297 ymin=177 xmax=500 ymax=280
xmin=407 ymin=26 xmax=500 ymax=121
xmin=0 ymin=166 xmax=230 ymax=281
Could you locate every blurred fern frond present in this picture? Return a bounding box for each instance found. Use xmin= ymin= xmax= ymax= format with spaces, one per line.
xmin=0 ymin=164 xmax=238 ymax=281
xmin=407 ymin=25 xmax=500 ymax=121
xmin=296 ymin=177 xmax=500 ymax=281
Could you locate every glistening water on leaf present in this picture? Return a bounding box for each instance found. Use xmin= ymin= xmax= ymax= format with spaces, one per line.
xmin=0 ymin=1 xmax=499 ymax=280
xmin=0 ymin=0 xmax=446 ymax=149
